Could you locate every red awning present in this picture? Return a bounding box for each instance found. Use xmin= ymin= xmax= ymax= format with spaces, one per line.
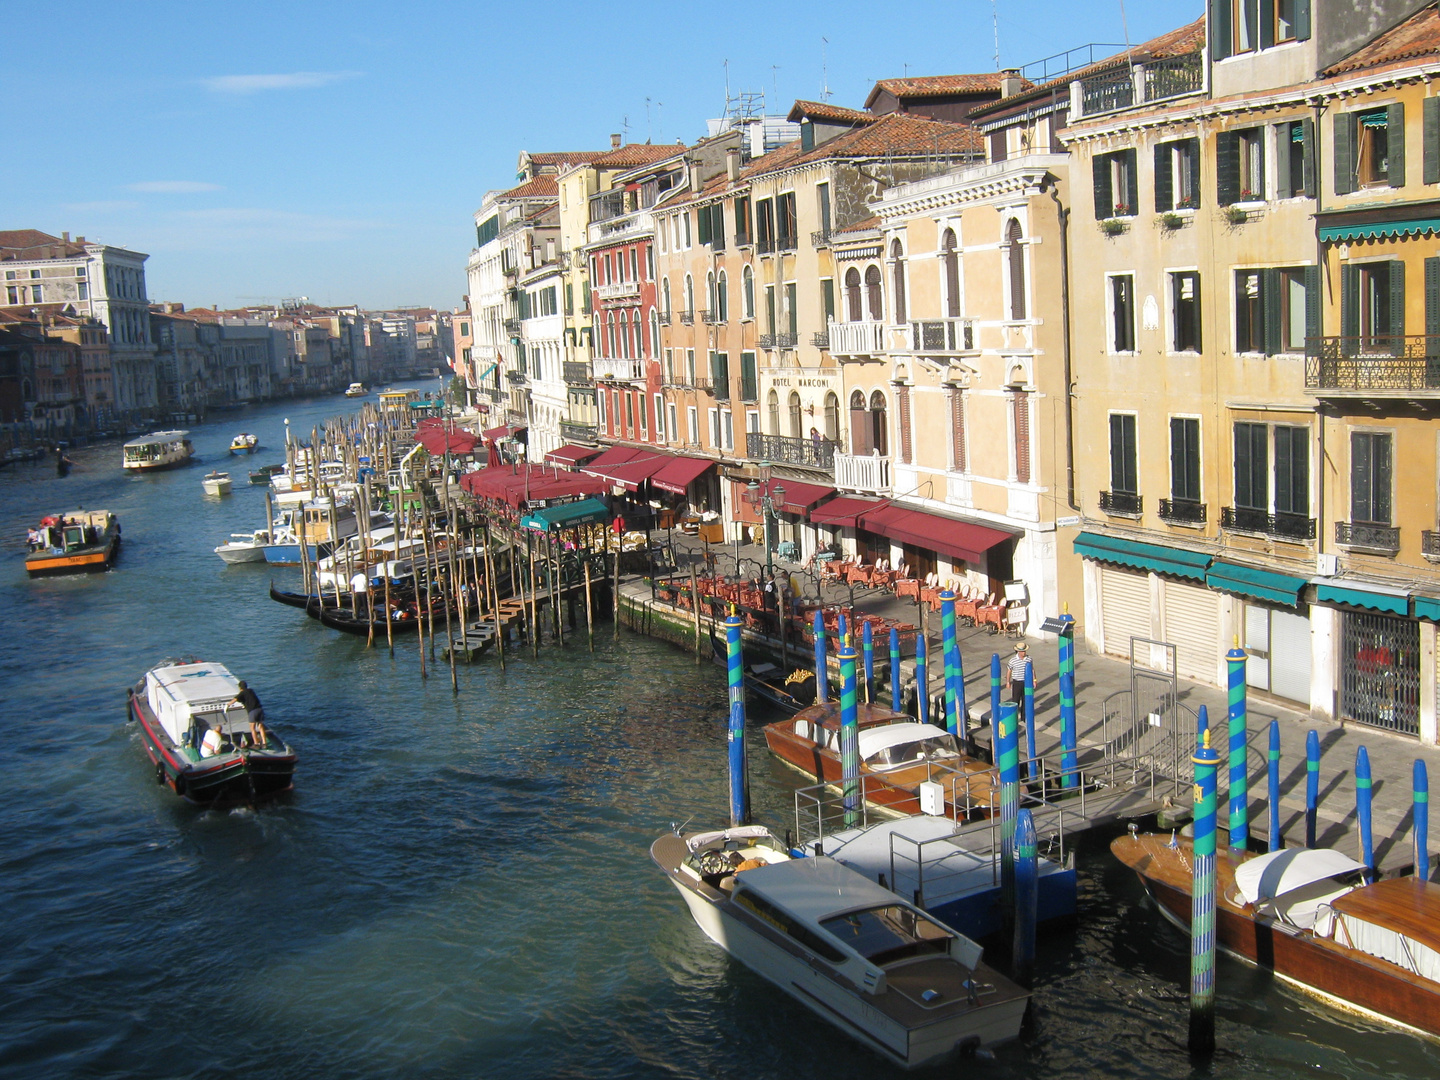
xmin=415 ymin=427 xmax=478 ymax=455
xmin=770 ymin=480 xmax=834 ymax=512
xmin=857 ymin=504 xmax=1015 ymax=564
xmin=594 ymin=455 xmax=670 ymax=492
xmin=459 ymin=464 xmax=608 ymax=508
xmin=808 ymin=495 xmax=886 ymax=528
xmin=545 ymin=444 xmax=603 ymax=467
xmin=650 ymin=455 xmax=714 ymax=496
xmin=582 ymin=444 xmax=655 ymax=471
xmin=482 ymin=424 xmax=526 ymax=443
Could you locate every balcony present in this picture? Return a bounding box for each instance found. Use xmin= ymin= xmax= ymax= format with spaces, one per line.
xmin=593 ymin=358 xmax=645 ymax=382
xmin=560 ymin=421 xmax=598 ymax=444
xmin=503 ymin=318 xmax=521 ymax=335
xmin=679 ymin=310 xmax=694 ymax=325
xmin=1221 ymin=506 xmax=1317 ymax=540
xmin=1099 ymin=491 xmax=1142 ymax=517
xmin=1080 ymin=67 xmax=1134 ymax=115
xmin=562 ymin=361 xmax=593 ymax=386
xmin=746 ymin=432 xmax=835 ymax=472
xmin=1423 ymin=530 xmax=1440 ymax=560
xmin=485 ymin=386 xmax=505 ymax=403
xmin=835 ymin=451 xmax=891 ymax=494
xmin=828 ymin=319 xmax=886 ymax=357
xmin=700 ymin=309 xmax=719 ymax=325
xmin=505 ymin=369 xmax=527 ymax=385
xmin=1336 ymin=520 xmax=1401 ymax=553
xmin=911 ymin=318 xmax=975 ymax=354
xmin=1306 ymin=336 xmax=1440 ymax=395
xmin=812 ymin=331 xmax=830 ymax=349
xmin=1271 ymin=512 xmax=1318 ymax=541
xmin=595 ymin=281 xmax=640 ymax=302
xmin=811 ymin=229 xmax=832 ymax=247
xmin=1144 ymin=54 xmax=1203 ymax=102
xmin=1158 ymin=498 xmax=1206 ymax=525
xmin=734 ymin=232 xmax=752 ymax=248
xmin=657 ymin=311 xmax=671 ymax=326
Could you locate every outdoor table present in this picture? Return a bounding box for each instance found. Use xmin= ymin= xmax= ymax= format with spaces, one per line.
xmin=894 ymin=578 xmax=921 ymax=600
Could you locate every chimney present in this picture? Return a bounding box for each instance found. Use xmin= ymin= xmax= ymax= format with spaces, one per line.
xmin=62 ymin=232 xmax=70 ymax=242
xmin=545 ymin=238 xmax=556 ymax=262
xmin=1001 ymin=68 xmax=1024 ymax=98
xmin=610 ymin=133 xmax=622 ymax=149
xmin=726 ymin=148 xmax=740 ymax=182
xmin=689 ymin=161 xmax=701 ymax=193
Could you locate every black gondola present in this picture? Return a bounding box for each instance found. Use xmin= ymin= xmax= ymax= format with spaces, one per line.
xmin=318 ymin=604 xmax=425 ymax=636
xmin=707 ymin=624 xmax=820 ymax=714
xmin=269 ymin=580 xmax=320 ymax=612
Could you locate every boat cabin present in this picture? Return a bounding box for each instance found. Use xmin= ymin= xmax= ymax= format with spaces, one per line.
xmin=145 ymin=662 xmax=248 ymax=748
xmin=123 ymin=430 xmax=192 ymax=469
xmin=29 ymin=510 xmax=115 ymax=553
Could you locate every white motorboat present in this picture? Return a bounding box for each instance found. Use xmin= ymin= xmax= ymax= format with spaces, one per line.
xmin=202 ymin=471 xmax=233 ymax=496
xmin=123 ymin=430 xmax=193 ymax=470
xmin=651 ymin=825 xmax=1029 ymax=1069
xmin=229 ymin=432 xmax=259 ymax=454
xmin=344 ymin=382 xmax=368 ymax=397
xmin=214 ymin=529 xmax=271 ymax=564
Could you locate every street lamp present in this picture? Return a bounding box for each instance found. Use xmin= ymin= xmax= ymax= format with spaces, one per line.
xmin=743 ymin=464 xmax=788 ymax=587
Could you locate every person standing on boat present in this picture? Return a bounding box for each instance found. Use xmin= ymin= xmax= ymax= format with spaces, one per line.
xmin=1008 ymin=643 xmax=1031 ymax=709
xmin=229 ymin=681 xmax=269 ymax=748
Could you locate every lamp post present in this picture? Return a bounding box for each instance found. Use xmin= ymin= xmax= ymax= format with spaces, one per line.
xmin=742 ymin=463 xmax=787 ymax=590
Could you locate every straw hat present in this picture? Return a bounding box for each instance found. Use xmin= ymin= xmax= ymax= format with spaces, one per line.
xmin=1014 ymin=642 xmax=1028 ymax=653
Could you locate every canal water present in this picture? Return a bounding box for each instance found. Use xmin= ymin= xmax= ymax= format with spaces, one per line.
xmin=1 ymin=388 xmax=1436 ymax=1080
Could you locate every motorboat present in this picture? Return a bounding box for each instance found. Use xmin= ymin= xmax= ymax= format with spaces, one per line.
xmin=229 ymin=433 xmax=259 ymax=454
xmin=122 ymin=430 xmax=193 ymax=470
xmin=128 ymin=659 xmax=297 ymax=804
xmin=765 ymin=704 xmax=997 ymax=818
xmin=261 ymin=498 xmax=362 ymax=564
xmin=344 ymin=382 xmax=369 ymax=397
xmin=214 ymin=529 xmax=271 ymax=564
xmin=1112 ymin=832 xmax=1440 ymax=1039
xmin=652 ymin=824 xmax=1029 ymax=1067
xmin=25 ymin=510 xmax=120 ymax=576
xmin=202 ymin=471 xmax=233 ymax=496
xmin=271 ymin=459 xmax=346 ymax=494
xmin=249 ymin=463 xmax=284 ymax=485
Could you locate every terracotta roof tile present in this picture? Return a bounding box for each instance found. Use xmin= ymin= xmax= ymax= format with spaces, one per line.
xmin=1324 ymin=4 xmax=1440 ymax=75
xmin=835 ymin=215 xmax=881 ymax=234
xmin=526 ymin=151 xmax=607 ymax=166
xmin=868 ymin=72 xmax=1023 ymax=100
xmin=0 ymin=229 xmax=88 ymax=260
xmin=743 ymin=113 xmax=983 ymax=179
xmin=788 ymin=99 xmax=878 ymax=125
xmin=589 ymin=143 xmax=685 ymax=168
xmin=500 ymin=176 xmax=559 ymax=200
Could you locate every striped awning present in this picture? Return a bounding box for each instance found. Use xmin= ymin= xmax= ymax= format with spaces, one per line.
xmin=1205 ymin=560 xmax=1308 ymax=608
xmin=1314 ymin=582 xmax=1409 ymax=616
xmin=1319 ymin=218 xmax=1440 ymax=243
xmin=1073 ymin=531 xmax=1210 ymax=581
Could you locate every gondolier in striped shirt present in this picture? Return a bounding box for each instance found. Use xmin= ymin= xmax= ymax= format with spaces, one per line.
xmin=1008 ymin=643 xmax=1031 ymax=708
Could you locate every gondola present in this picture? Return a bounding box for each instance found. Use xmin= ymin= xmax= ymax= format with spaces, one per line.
xmin=707 ymin=624 xmax=820 ymax=714
xmin=318 ymin=604 xmax=425 ymax=637
xmin=268 ymin=580 xmax=321 ymax=615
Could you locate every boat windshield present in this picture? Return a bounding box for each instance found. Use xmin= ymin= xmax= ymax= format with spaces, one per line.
xmin=820 ymin=904 xmax=952 ymax=966
xmin=865 ymin=735 xmax=961 ymax=770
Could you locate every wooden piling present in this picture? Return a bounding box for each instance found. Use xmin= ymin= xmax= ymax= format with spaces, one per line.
xmin=584 ymin=557 xmax=595 ymax=653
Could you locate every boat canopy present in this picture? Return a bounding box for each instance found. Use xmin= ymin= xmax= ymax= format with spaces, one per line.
xmin=685 ymin=825 xmax=779 ymax=852
xmin=738 ymin=855 xmax=914 ymax=924
xmin=1234 ymin=848 xmax=1367 ymax=905
xmin=1329 ymin=879 xmax=1440 ymax=983
xmin=124 ymin=429 xmax=190 ymax=448
xmin=857 ymin=722 xmax=955 ymax=760
xmin=145 ymin=662 xmax=242 ymax=744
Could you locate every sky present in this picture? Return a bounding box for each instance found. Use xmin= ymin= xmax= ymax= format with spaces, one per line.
xmin=5 ymin=1 xmax=1199 ymax=312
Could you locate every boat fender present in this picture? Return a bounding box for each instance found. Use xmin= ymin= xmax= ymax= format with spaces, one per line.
xmin=173 ymin=773 xmax=186 ymax=797
xmin=155 ymin=762 xmax=166 ymax=786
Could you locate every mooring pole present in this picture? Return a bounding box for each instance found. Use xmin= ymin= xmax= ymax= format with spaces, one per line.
xmin=813 ymin=610 xmax=828 ymax=703
xmin=862 ymin=620 xmax=874 ymax=704
xmin=1357 ymin=745 xmax=1375 ymax=884
xmin=1013 ymin=807 xmax=1038 ymax=991
xmin=1416 ymin=760 xmax=1430 ymax=880
xmin=915 ymin=633 xmax=929 ymax=726
xmin=1226 ymin=643 xmax=1249 ymax=851
xmin=1305 ymin=729 xmax=1320 ymax=848
xmin=998 ymin=699 xmax=1020 ymax=932
xmin=1023 ymin=662 xmax=1037 ymax=781
xmin=584 ymin=558 xmax=595 ymax=654
xmin=1058 ymin=607 xmax=1078 ymax=789
xmin=940 ymin=590 xmax=962 ymax=739
xmin=889 ymin=627 xmax=902 ymax=714
xmin=989 ymin=652 xmax=1002 ymax=732
xmin=725 ymin=610 xmax=750 ymax=827
xmin=839 ymin=637 xmax=860 ymax=829
xmin=1268 ymin=720 xmax=1282 ymax=852
xmin=1189 ymin=729 xmax=1220 ymax=1057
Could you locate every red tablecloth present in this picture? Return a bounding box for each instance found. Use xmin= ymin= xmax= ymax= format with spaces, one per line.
xmin=894 ymin=578 xmax=921 ymax=599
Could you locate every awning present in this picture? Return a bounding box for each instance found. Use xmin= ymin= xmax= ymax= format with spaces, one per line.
xmin=809 ymin=495 xmax=886 ymax=528
xmin=582 ymin=445 xmax=655 ymax=471
xmin=858 ymin=504 xmax=1015 ymax=565
xmin=482 ymin=424 xmax=526 ymax=443
xmin=1414 ymin=596 xmax=1440 ymax=622
xmin=1205 ymin=560 xmax=1308 ymax=608
xmin=587 ymin=454 xmax=668 ymax=492
xmin=521 ymin=496 xmax=611 ymax=531
xmin=1073 ymin=530 xmax=1210 ymax=581
xmin=770 ymin=480 xmax=835 ymax=512
xmin=650 ymin=455 xmax=714 ymax=495
xmin=1314 ymin=582 xmax=1409 ymax=616
xmin=1320 ymin=218 xmax=1440 ymax=243
xmin=545 ymin=444 xmax=603 ymax=467
xmin=415 ymin=427 xmax=478 ymax=456
xmin=459 ymin=465 xmax=609 ymax=508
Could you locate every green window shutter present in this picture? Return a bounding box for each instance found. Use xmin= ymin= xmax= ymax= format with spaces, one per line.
xmin=1186 ymin=139 xmax=1201 ymax=209
xmin=1262 ymin=268 xmax=1282 ymax=356
xmin=1301 ymin=117 xmax=1316 ymax=197
xmin=1390 ymin=260 xmax=1407 ymax=354
xmin=1092 ymin=154 xmax=1111 ymax=218
xmin=1217 ymin=131 xmax=1240 ymax=205
xmin=1259 ymin=0 xmax=1275 ymax=49
xmin=1388 ymin=102 xmax=1406 ymax=187
xmin=1341 ymin=264 xmax=1360 ymax=356
xmin=1295 ymin=0 xmax=1311 ymax=40
xmin=1274 ymin=124 xmax=1292 ymax=198
xmin=697 ymin=208 xmax=710 ymax=245
xmin=1304 ymin=264 xmax=1321 ymax=350
xmin=821 ymin=278 xmax=835 ymax=322
xmin=1212 ymin=0 xmax=1232 ymax=60
xmin=1426 ymin=257 xmax=1440 ymax=338
xmin=1124 ymin=149 xmax=1138 ymax=215
xmin=1154 ymin=143 xmax=1173 ymax=212
xmin=1334 ymin=113 xmax=1356 ymax=195
xmin=1424 ymin=98 xmax=1440 ymax=184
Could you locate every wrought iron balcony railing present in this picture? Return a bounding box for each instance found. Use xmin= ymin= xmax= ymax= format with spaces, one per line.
xmin=1144 ymin=54 xmax=1203 ymax=102
xmin=559 ymin=421 xmax=598 ymax=443
xmin=1271 ymin=512 xmax=1318 ymax=541
xmin=774 ymin=332 xmax=797 ymax=348
xmin=1219 ymin=507 xmax=1317 ymax=540
xmin=758 ymin=333 xmax=774 ymax=348
xmin=757 ymin=238 xmax=775 ymax=255
xmin=657 ymin=311 xmax=670 ymax=325
xmin=911 ymin=318 xmax=975 ymax=354
xmin=562 ymin=361 xmax=593 ymax=386
xmin=503 ymin=318 xmax=520 ymax=334
xmin=505 ymin=369 xmax=527 ymax=384
xmin=745 ymin=432 xmax=835 ymax=472
xmin=1423 ymin=530 xmax=1440 ymax=558
xmin=1158 ymin=498 xmax=1206 ymax=525
xmin=485 ymin=386 xmax=505 ymax=403
xmin=1099 ymin=490 xmax=1142 ymax=516
xmin=700 ymin=309 xmax=719 ymax=325
xmin=1081 ymin=67 xmax=1134 ymax=115
xmin=811 ymin=229 xmax=832 ymax=247
xmin=1305 ymin=335 xmax=1440 ymax=393
xmin=1336 ymin=520 xmax=1400 ymax=552
xmin=679 ymin=310 xmax=694 ymax=326
xmin=734 ymin=232 xmax=752 ymax=248
xmin=811 ymin=331 xmax=830 ymax=349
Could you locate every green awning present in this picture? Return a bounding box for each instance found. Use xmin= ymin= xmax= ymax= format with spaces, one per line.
xmin=1073 ymin=531 xmax=1210 ymax=581
xmin=1319 ymin=218 xmax=1440 ymax=243
xmin=1413 ymin=595 xmax=1440 ymax=622
xmin=1205 ymin=560 xmax=1308 ymax=607
xmin=521 ymin=496 xmax=610 ymax=531
xmin=1315 ymin=583 xmax=1409 ymax=616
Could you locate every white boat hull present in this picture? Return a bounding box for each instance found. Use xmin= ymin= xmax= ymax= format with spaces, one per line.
xmin=215 ymin=544 xmax=265 ymax=564
xmin=203 ymin=479 xmax=233 ymax=496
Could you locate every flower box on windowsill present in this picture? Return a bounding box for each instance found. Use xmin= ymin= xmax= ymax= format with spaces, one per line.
xmin=1158 ymin=212 xmax=1188 ymax=231
xmin=1223 ymin=201 xmax=1264 ymax=225
xmin=1100 ymin=218 xmax=1129 ymax=237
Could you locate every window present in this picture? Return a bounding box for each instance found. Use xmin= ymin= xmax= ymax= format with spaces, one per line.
xmin=706 ymin=271 xmax=716 ymax=317
xmin=646 ymin=246 xmax=654 ymax=279
xmin=711 ymin=351 xmax=729 ymax=398
xmin=1341 ymin=261 xmax=1404 ymax=352
xmin=865 ymin=265 xmax=883 ymax=320
xmin=1092 ymin=149 xmax=1138 ymax=218
xmin=817 ymin=183 xmax=831 ymax=238
xmin=722 ymin=408 xmax=734 ymax=451
xmin=765 ymin=285 xmax=776 ymax=334
xmin=717 ymin=270 xmax=728 ymax=323
xmin=821 ymin=278 xmax=835 ymax=326
xmin=630 ymin=248 xmax=639 ymax=280
xmin=845 ymin=268 xmax=862 ymax=321
xmin=1235 ymin=270 xmax=1264 ymax=353
xmin=1336 ymin=105 xmax=1405 ymax=193
xmin=1154 ymin=138 xmax=1200 ymax=211
xmin=767 ymin=389 xmax=780 ymax=432
xmin=1110 ymin=274 xmax=1135 ymax=352
xmin=1171 ymin=272 xmax=1201 ymax=352
xmin=776 ymin=192 xmax=798 ymax=249
xmin=755 ymin=198 xmax=774 ymax=250
xmin=1204 ymin=0 xmax=1311 ymax=58
xmin=823 ymin=391 xmax=840 ymax=442
xmin=1274 ymin=425 xmax=1309 ymax=518
xmin=788 ymin=391 xmax=802 ymax=437
xmin=1278 ymin=268 xmax=1312 ymax=352
xmin=686 ymin=349 xmax=696 ymax=382
xmin=1235 ymin=266 xmax=1319 ymax=354
xmin=684 ymin=274 xmax=694 ymax=315
xmin=1234 ymin=422 xmax=1269 ymax=510
xmin=1217 ymin=127 xmax=1265 ymax=204
xmin=949 ymin=387 xmax=967 ymax=472
xmin=1109 ymin=413 xmax=1138 ymax=494
xmin=624 ymin=394 xmax=635 ymax=433
xmin=6 ymin=287 xmax=16 ymax=305
xmin=1170 ymin=417 xmax=1201 ymax=502
xmin=650 ymin=309 xmax=661 ymax=356
xmin=785 ymin=282 xmax=798 ymax=337
xmin=709 ymin=408 xmax=721 ymax=449
xmin=668 ymin=402 xmax=678 ymax=441
xmin=653 ymin=393 xmax=665 ymax=438
xmin=1011 ymin=388 xmax=1030 ymax=483
xmin=941 ymin=228 xmax=960 ymax=316
xmin=734 ymin=197 xmax=750 ymax=244
xmin=1351 ymin=431 xmax=1392 ymax=524
xmin=742 ymin=266 xmax=755 ymax=319
xmin=31 ymin=285 xmax=42 ymax=303
xmin=664 ymin=348 xmax=674 ymax=383
xmin=683 ymin=213 xmax=691 ymax=248
xmin=1276 ymin=120 xmax=1314 ymax=199
xmin=1274 ymin=0 xmax=1304 ymax=44
xmin=1005 ymin=220 xmax=1025 ymax=320
xmin=1233 ymin=0 xmax=1258 ymax=53
xmin=662 ymin=278 xmax=671 ymax=315
xmin=687 ymin=405 xmax=699 ymax=444
xmin=741 ymin=351 xmax=757 ymax=402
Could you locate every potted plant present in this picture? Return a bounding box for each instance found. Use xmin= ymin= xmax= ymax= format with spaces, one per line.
xmin=1159 ymin=211 xmax=1185 ymax=230
xmin=1101 ymin=218 xmax=1128 ymax=236
xmin=1225 ymin=204 xmax=1250 ymax=225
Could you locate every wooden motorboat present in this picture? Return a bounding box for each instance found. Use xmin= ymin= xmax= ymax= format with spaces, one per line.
xmin=202 ymin=471 xmax=233 ymax=496
xmin=215 ymin=530 xmax=270 ymax=564
xmin=25 ymin=510 xmax=120 ymax=576
xmin=1112 ymin=832 xmax=1440 ymax=1039
xmin=262 ymin=498 xmax=358 ymax=564
xmin=765 ymin=704 xmax=998 ymax=818
xmin=123 ymin=430 xmax=193 ymax=470
xmin=652 ymin=824 xmax=1029 ymax=1068
xmin=128 ymin=660 xmax=296 ymax=804
xmin=249 ymin=463 xmax=284 ymax=485
xmin=229 ymin=432 xmax=259 ymax=454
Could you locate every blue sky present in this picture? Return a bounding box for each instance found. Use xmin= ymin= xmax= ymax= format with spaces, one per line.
xmin=5 ymin=1 xmax=1197 ymax=311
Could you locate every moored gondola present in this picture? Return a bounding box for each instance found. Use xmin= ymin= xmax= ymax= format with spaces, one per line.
xmin=318 ymin=603 xmax=425 ymax=636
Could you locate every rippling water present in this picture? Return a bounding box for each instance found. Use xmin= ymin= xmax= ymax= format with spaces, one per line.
xmin=1 ymin=390 xmax=1437 ymax=1080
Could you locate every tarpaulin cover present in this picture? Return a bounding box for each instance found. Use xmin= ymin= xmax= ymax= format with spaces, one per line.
xmin=459 ymin=465 xmax=608 ymax=508
xmin=582 ymin=445 xmax=656 ymax=471
xmin=588 ymin=455 xmax=669 ymax=492
xmin=482 ymin=424 xmax=526 ymax=443
xmin=521 ymin=497 xmax=612 ymax=531
xmin=767 ymin=480 xmax=835 ymax=512
xmin=1073 ymin=530 xmax=1210 ymax=582
xmin=859 ymin=504 xmax=1015 ymax=565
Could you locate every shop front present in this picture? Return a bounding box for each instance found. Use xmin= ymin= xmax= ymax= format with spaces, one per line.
xmin=1319 ymin=583 xmax=1420 ymax=737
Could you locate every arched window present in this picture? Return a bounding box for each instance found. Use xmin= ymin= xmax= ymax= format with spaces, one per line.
xmin=1006 ymin=219 xmax=1026 ymax=320
xmin=617 ymin=312 xmax=628 ymax=358
xmin=717 ymin=270 xmax=728 ymax=323
xmin=662 ymin=278 xmax=671 ymax=315
xmin=845 ymin=267 xmax=862 ymax=321
xmin=742 ymin=265 xmax=755 ymax=319
xmin=767 ymin=388 xmax=780 ymax=433
xmin=706 ymin=271 xmax=716 ymax=318
xmin=849 ymin=390 xmax=869 ymax=454
xmin=869 ymin=389 xmax=888 ymax=456
xmin=684 ymin=274 xmax=694 ymax=315
xmin=850 ymin=389 xmax=866 ymax=410
xmin=632 ymin=309 xmax=643 ymax=358
xmin=941 ymin=228 xmax=960 ymax=318
xmin=606 ymin=312 xmax=616 ymax=357
xmin=864 ymin=265 xmax=883 ymax=320
xmin=890 ymin=239 xmax=906 ymax=324
xmin=789 ymin=391 xmax=803 ymax=437
xmin=823 ymin=392 xmax=840 ymax=443
xmin=650 ymin=309 xmax=661 ymax=357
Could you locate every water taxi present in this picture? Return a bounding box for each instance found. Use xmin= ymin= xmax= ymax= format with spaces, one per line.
xmin=25 ymin=510 xmax=120 ymax=576
xmin=229 ymin=432 xmax=259 ymax=454
xmin=215 ymin=529 xmax=270 ymax=564
xmin=344 ymin=382 xmax=368 ymax=397
xmin=122 ymin=430 xmax=193 ymax=471
xmin=652 ymin=825 xmax=1029 ymax=1067
xmin=202 ymin=471 xmax=232 ymax=496
xmin=129 ymin=660 xmax=296 ymax=804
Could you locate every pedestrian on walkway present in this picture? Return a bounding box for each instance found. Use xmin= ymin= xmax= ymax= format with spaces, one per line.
xmin=1008 ymin=643 xmax=1031 ymax=707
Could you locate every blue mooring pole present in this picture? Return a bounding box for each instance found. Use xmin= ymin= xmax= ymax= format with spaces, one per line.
xmin=1305 ymin=729 xmax=1320 ymax=848
xmin=837 ymin=611 xmax=849 ymax=641
xmin=1268 ymin=720 xmax=1281 ymax=853
xmin=1226 ymin=645 xmax=1249 ymax=852
xmin=998 ymin=700 xmax=1020 ymax=929
xmin=940 ymin=591 xmax=961 ymax=738
xmin=915 ymin=634 xmax=929 ymax=726
xmin=1058 ymin=609 xmax=1078 ymax=788
xmin=989 ymin=653 xmax=1002 ymax=733
xmin=1356 ymin=746 xmax=1374 ymax=884
xmin=1013 ymin=807 xmax=1038 ymax=990
xmin=889 ymin=627 xmax=903 ymax=714
xmin=724 ymin=612 xmax=750 ymax=827
xmin=1416 ymin=759 xmax=1430 ymax=880
xmin=1190 ymin=729 xmax=1220 ymax=1056
xmin=813 ymin=610 xmax=828 ymax=703
xmin=1197 ymin=703 xmax=1209 ymax=745
xmin=1023 ymin=662 xmax=1037 ymax=781
xmin=862 ymin=620 xmax=874 ymax=704
xmin=839 ymin=639 xmax=860 ymax=828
